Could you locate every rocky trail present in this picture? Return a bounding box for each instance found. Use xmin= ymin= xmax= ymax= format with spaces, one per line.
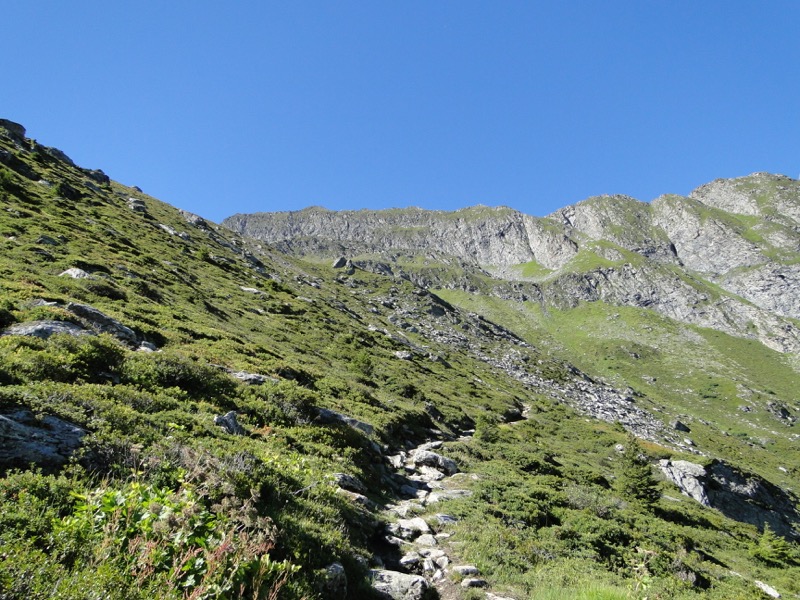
xmin=329 ymin=425 xmax=517 ymax=600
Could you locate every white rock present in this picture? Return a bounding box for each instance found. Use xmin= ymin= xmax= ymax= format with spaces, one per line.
xmin=755 ymin=580 xmax=781 ymax=598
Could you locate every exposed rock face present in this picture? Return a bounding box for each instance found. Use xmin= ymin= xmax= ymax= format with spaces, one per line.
xmin=223 ymin=173 xmax=800 ymax=353
xmin=0 ymin=409 xmax=86 ymax=469
xmin=213 ymin=411 xmax=246 ymax=436
xmin=659 ymin=459 xmax=800 ymax=538
xmin=65 ymin=302 xmax=139 ymax=347
xmin=2 ymin=320 xmax=89 ymax=340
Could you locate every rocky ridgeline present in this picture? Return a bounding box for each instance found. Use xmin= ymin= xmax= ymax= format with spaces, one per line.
xmin=223 ymin=174 xmax=800 ymax=353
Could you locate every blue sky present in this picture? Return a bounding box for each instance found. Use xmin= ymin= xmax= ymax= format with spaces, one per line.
xmin=3 ymin=2 xmax=799 ymax=223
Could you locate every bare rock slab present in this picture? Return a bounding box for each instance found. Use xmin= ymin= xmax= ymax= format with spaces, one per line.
xmin=370 ymin=569 xmax=429 ymax=600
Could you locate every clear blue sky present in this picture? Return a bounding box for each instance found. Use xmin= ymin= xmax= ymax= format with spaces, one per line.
xmin=4 ymin=2 xmax=799 ymax=223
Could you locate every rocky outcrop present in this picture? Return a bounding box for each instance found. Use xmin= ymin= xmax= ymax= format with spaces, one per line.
xmin=0 ymin=408 xmax=86 ymax=469
xmin=213 ymin=411 xmax=246 ymax=436
xmin=659 ymin=458 xmax=800 ymax=539
xmin=65 ymin=302 xmax=139 ymax=347
xmin=2 ymin=301 xmax=157 ymax=351
xmin=2 ymin=320 xmax=90 ymax=340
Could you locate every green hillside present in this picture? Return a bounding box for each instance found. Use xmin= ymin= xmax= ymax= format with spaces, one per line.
xmin=1 ymin=120 xmax=798 ymax=599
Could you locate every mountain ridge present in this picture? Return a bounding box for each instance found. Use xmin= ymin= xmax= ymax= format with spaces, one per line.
xmin=223 ymin=176 xmax=800 ymax=354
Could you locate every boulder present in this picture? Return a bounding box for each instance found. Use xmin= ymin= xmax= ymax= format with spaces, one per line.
xmin=660 ymin=458 xmax=800 ymax=537
xmin=213 ymin=411 xmax=246 ymax=435
xmin=84 ymin=169 xmax=110 ymax=184
xmin=670 ymin=419 xmax=691 ymax=433
xmin=658 ymin=460 xmax=710 ymax=505
xmin=399 ymin=552 xmax=421 ymax=570
xmin=128 ymin=198 xmax=147 ymax=213
xmin=332 ymin=472 xmax=367 ymax=494
xmin=2 ymin=320 xmax=89 ymax=340
xmin=410 ymin=450 xmax=458 ymax=475
xmin=369 ymin=569 xmax=429 ymax=600
xmin=335 ymin=488 xmax=375 ymax=510
xmin=0 ymin=409 xmax=86 ymax=469
xmin=415 ymin=534 xmax=437 ymax=547
xmin=316 ymin=408 xmax=374 ymax=436
xmin=461 ymin=578 xmax=488 ymax=588
xmin=59 ymin=267 xmax=93 ymax=279
xmin=36 ymin=235 xmax=61 ymax=246
xmin=332 ymin=256 xmax=347 ymax=269
xmin=388 ymin=517 xmax=430 ymax=540
xmin=231 ymin=370 xmax=276 ymax=385
xmin=65 ymin=302 xmax=139 ymax=347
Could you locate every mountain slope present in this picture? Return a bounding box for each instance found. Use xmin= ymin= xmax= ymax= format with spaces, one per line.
xmin=224 ymin=177 xmax=800 ymax=354
xmin=1 ymin=119 xmax=799 ymax=600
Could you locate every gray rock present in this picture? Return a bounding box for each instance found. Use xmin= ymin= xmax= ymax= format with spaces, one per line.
xmin=411 ymin=450 xmax=459 ymax=475
xmin=658 ymin=460 xmax=710 ymax=505
xmin=239 ymin=286 xmax=263 ymax=294
xmin=671 ymin=419 xmax=691 ymax=433
xmin=414 ymin=465 xmax=446 ymax=482
xmin=2 ymin=320 xmax=89 ymax=340
xmin=178 ymin=209 xmax=208 ymax=227
xmin=435 ymin=513 xmax=458 ymax=525
xmin=415 ymin=534 xmax=437 ymax=547
xmin=388 ymin=517 xmax=430 ymax=540
xmin=399 ymin=484 xmax=422 ymax=499
xmin=660 ymin=458 xmax=800 ymax=537
xmin=425 ymin=489 xmax=472 ymax=504
xmin=332 ymin=472 xmax=367 ymax=494
xmin=369 ymin=569 xmax=429 ymax=600
xmin=231 ymin=370 xmax=276 ymax=385
xmin=316 ymin=408 xmax=374 ymax=436
xmin=213 ymin=411 xmax=246 ymax=436
xmin=0 ymin=409 xmax=86 ymax=469
xmin=387 ymin=453 xmax=406 ymax=469
xmin=452 ymin=565 xmax=480 ymax=576
xmin=323 ymin=562 xmax=347 ymax=599
xmin=36 ymin=235 xmax=61 ymax=246
xmin=399 ymin=552 xmax=421 ymax=569
xmin=59 ymin=267 xmax=93 ymax=279
xmin=127 ymin=198 xmax=147 ymax=213
xmin=394 ymin=350 xmax=413 ymax=360
xmin=84 ymin=169 xmax=110 ymax=184
xmin=461 ymin=578 xmax=488 ymax=588
xmin=65 ymin=302 xmax=139 ymax=347
xmin=335 ymin=488 xmax=375 ymax=510
xmin=332 ymin=256 xmax=347 ymax=269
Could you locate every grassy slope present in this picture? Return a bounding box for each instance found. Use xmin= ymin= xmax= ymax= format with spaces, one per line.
xmin=0 ymin=129 xmax=798 ymax=599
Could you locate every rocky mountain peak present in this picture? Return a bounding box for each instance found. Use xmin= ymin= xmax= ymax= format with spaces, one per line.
xmin=689 ymin=172 xmax=800 ymax=222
